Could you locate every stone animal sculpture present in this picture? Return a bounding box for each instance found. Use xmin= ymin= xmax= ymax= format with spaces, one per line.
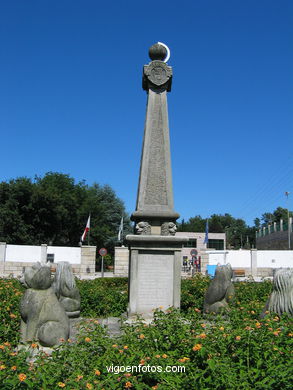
xmin=260 ymin=268 xmax=293 ymax=318
xmin=203 ymin=263 xmax=235 ymax=314
xmin=135 ymin=221 xmax=151 ymax=235
xmin=53 ymin=262 xmax=81 ymax=318
xmin=20 ymin=262 xmax=69 ymax=347
xmin=161 ymin=222 xmax=177 ymax=236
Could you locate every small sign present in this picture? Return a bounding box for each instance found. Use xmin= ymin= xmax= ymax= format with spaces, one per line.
xmin=190 ymin=249 xmax=197 ymax=256
xmin=99 ymin=248 xmax=107 ymax=256
xmin=46 ymin=253 xmax=55 ymax=263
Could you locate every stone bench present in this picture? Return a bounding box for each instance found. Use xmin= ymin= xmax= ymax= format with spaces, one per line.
xmin=233 ymin=269 xmax=246 ymax=277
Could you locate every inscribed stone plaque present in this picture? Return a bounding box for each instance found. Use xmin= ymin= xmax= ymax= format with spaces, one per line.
xmin=136 ymin=250 xmax=173 ymax=313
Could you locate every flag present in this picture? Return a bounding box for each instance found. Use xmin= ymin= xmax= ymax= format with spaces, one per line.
xmin=81 ymin=215 xmax=90 ymax=242
xmin=203 ymin=218 xmax=209 ymax=245
xmin=118 ymin=217 xmax=123 ymax=241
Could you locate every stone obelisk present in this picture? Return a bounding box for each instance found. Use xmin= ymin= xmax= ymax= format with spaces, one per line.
xmin=127 ymin=43 xmax=188 ymax=318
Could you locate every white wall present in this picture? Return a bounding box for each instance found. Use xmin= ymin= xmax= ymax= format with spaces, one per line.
xmin=208 ymin=250 xmax=293 ymax=269
xmin=4 ymin=244 xmax=81 ymax=264
xmin=208 ymin=250 xmax=251 ymax=268
xmin=6 ymin=245 xmax=42 ymax=263
xmin=47 ymin=246 xmax=81 ymax=264
xmin=257 ymin=251 xmax=293 ymax=268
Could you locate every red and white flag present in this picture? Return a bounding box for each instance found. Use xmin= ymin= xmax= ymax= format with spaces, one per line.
xmin=81 ymin=215 xmax=90 ymax=242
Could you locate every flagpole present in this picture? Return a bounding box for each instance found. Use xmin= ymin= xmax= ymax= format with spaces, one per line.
xmin=204 ymin=217 xmax=209 ymax=248
xmin=88 ymin=213 xmax=91 ymax=246
xmin=118 ymin=216 xmax=123 ymax=246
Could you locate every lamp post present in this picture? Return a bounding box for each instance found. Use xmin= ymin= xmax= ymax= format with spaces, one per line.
xmin=285 ymin=191 xmax=291 ymax=250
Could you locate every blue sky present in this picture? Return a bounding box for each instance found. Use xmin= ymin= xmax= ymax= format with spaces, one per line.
xmin=0 ymin=1 xmax=292 ymax=226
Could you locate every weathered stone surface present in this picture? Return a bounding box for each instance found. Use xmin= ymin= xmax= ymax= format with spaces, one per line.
xmin=161 ymin=222 xmax=177 ymax=236
xmin=203 ymin=264 xmax=235 ymax=314
xmin=53 ymin=262 xmax=81 ymax=318
xmin=137 ymin=251 xmax=174 ymax=312
xmin=131 ymin=44 xmax=178 ymax=225
xmin=260 ymin=268 xmax=293 ymax=317
xmin=127 ymin=44 xmax=188 ymax=318
xmin=127 ymin=235 xmax=188 ymax=318
xmin=135 ymin=221 xmax=151 ymax=235
xmin=20 ymin=262 xmax=69 ymax=347
xmin=143 ymin=61 xmax=172 ymax=91
xmin=149 ymin=43 xmax=168 ymax=61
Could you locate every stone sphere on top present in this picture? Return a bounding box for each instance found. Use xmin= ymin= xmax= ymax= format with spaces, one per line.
xmin=149 ymin=43 xmax=167 ymax=61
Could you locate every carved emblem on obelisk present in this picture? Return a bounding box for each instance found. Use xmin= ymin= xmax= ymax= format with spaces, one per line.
xmin=144 ymin=61 xmax=172 ymax=88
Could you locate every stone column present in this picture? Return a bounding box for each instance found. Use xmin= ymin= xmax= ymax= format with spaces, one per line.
xmin=114 ymin=246 xmax=129 ymax=277
xmin=280 ymin=219 xmax=283 ymax=231
xmin=0 ymin=242 xmax=6 ymax=275
xmin=40 ymin=244 xmax=47 ymax=264
xmin=127 ymin=43 xmax=188 ymax=318
xmin=250 ymin=249 xmax=257 ymax=278
xmin=80 ymin=246 xmax=96 ymax=275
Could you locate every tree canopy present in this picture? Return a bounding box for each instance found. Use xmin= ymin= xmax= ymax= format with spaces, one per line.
xmin=258 ymin=207 xmax=292 ymax=226
xmin=1 ymin=172 xmax=290 ymax=253
xmin=178 ymin=213 xmax=255 ymax=249
xmin=0 ymin=172 xmax=131 ymax=252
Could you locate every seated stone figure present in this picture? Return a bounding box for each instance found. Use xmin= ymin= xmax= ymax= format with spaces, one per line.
xmin=53 ymin=262 xmax=81 ymax=318
xmin=20 ymin=262 xmax=69 ymax=347
xmin=203 ymin=263 xmax=235 ymax=314
xmin=260 ymin=268 xmax=293 ymax=318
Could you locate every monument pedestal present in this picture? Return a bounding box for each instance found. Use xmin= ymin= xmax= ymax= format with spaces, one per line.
xmin=127 ymin=235 xmax=188 ymax=318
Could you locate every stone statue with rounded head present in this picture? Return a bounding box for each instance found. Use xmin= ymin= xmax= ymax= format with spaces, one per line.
xmin=260 ymin=268 xmax=293 ymax=318
xmin=203 ymin=263 xmax=235 ymax=314
xmin=53 ymin=262 xmax=81 ymax=318
xmin=20 ymin=262 xmax=69 ymax=347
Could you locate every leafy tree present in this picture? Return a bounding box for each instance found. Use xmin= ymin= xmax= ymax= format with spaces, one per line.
xmin=272 ymin=206 xmax=292 ymax=222
xmin=0 ymin=172 xmax=131 ymax=255
xmin=254 ymin=218 xmax=261 ymax=228
xmin=177 ymin=215 xmax=205 ymax=232
xmin=257 ymin=207 xmax=292 ymax=227
xmin=0 ymin=177 xmax=36 ymax=244
xmin=261 ymin=212 xmax=275 ymax=225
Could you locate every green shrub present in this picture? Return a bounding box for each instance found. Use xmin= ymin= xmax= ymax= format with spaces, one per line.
xmin=0 ymin=278 xmax=23 ymax=345
xmin=0 ymin=276 xmax=292 ymax=389
xmin=76 ymin=278 xmax=128 ymax=317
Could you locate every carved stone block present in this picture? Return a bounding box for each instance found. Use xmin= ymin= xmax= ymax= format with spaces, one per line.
xmin=161 ymin=222 xmax=177 ymax=236
xmin=135 ymin=221 xmax=151 ymax=235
